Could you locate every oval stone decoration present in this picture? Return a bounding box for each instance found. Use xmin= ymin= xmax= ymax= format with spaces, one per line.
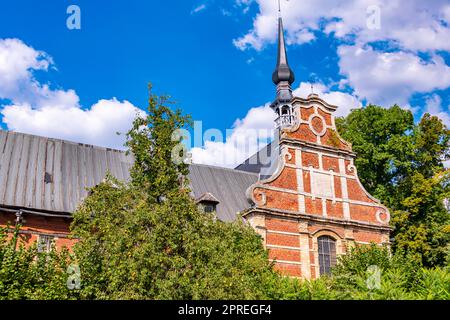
xmin=308 ymin=113 xmax=327 ymax=136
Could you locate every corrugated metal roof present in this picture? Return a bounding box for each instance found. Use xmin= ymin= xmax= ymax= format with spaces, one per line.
xmin=0 ymin=130 xmax=133 ymax=214
xmin=0 ymin=130 xmax=256 ymax=221
xmin=188 ymin=164 xmax=257 ymax=221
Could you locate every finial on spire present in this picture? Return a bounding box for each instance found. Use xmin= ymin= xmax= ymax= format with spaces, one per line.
xmin=271 ymin=0 xmax=295 ymax=127
xmin=272 ymin=18 xmax=295 ymax=85
xmin=272 ymin=0 xmax=295 ymax=103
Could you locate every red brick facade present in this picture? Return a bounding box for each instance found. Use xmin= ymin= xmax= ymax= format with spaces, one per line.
xmin=244 ymin=94 xmax=391 ymax=279
xmin=0 ymin=210 xmax=75 ymax=249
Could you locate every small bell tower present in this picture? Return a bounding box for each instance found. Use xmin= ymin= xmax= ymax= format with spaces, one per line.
xmin=271 ymin=4 xmax=296 ymax=129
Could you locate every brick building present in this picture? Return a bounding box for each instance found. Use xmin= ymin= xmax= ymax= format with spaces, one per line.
xmin=0 ymin=15 xmax=391 ymax=279
xmin=240 ymin=15 xmax=391 ymax=278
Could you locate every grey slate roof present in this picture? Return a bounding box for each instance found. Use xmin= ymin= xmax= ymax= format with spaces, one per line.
xmin=0 ymin=130 xmax=256 ymax=221
xmin=234 ymin=143 xmax=273 ymax=174
xmin=188 ymin=164 xmax=258 ymax=222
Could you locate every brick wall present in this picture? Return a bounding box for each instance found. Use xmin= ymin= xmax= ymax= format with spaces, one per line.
xmin=245 ymin=95 xmax=391 ymax=278
xmin=0 ymin=211 xmax=76 ymax=250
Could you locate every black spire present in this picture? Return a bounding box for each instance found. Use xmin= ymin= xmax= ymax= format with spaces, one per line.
xmin=272 ymin=16 xmax=295 ymax=85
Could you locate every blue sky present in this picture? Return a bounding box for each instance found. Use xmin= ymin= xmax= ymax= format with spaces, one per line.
xmin=0 ymin=0 xmax=449 ymax=167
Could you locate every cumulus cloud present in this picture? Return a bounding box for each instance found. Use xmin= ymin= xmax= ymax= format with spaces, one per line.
xmin=2 ymin=99 xmax=142 ymax=149
xmin=234 ymin=0 xmax=450 ymax=52
xmin=191 ymin=82 xmax=360 ymax=167
xmin=0 ymin=39 xmax=51 ymax=92
xmin=294 ymin=82 xmax=361 ymax=117
xmin=424 ymin=94 xmax=450 ymax=127
xmin=233 ymin=0 xmax=450 ymax=110
xmin=0 ymin=38 xmax=143 ymax=149
xmin=191 ymin=103 xmax=275 ymax=168
xmin=338 ymin=45 xmax=450 ymax=107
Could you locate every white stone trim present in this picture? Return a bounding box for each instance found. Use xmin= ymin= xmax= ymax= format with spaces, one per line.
xmin=298 ymin=194 xmax=305 ymax=213
xmin=300 ymin=233 xmax=311 ymax=279
xmin=266 ymin=229 xmax=300 ymax=236
xmin=295 ymin=149 xmax=302 ymax=167
xmin=285 ymin=163 xmax=358 ymax=180
xmin=267 ymin=244 xmax=302 ymax=251
xmin=322 ymin=198 xmax=327 ymax=217
xmin=270 ymin=259 xmax=302 ymax=266
xmin=280 ymin=138 xmax=355 ymax=157
xmin=258 ymin=185 xmax=387 ymax=209
xmin=343 ymin=202 xmax=350 ymax=220
xmin=376 ymin=210 xmax=391 ymax=224
xmin=308 ymin=113 xmax=327 ymax=137
xmin=338 ymin=158 xmax=346 ymax=174
xmin=244 ymin=207 xmax=393 ymax=233
xmin=329 ymin=169 xmax=336 ymax=204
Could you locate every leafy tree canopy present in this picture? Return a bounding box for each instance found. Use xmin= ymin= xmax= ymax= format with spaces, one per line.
xmin=336 ymin=105 xmax=450 ymax=266
xmin=70 ymin=86 xmax=282 ymax=299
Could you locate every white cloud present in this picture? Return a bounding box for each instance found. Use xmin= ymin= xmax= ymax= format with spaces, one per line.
xmin=294 ymin=82 xmax=362 ymax=117
xmin=233 ymin=1 xmax=450 ymax=110
xmin=191 ymin=82 xmax=360 ymax=167
xmin=191 ymin=4 xmax=207 ymax=15
xmin=444 ymin=160 xmax=450 ymax=169
xmin=2 ymin=99 xmax=142 ymax=149
xmin=424 ymin=94 xmax=450 ymax=127
xmin=234 ymin=0 xmax=450 ymax=52
xmin=0 ymin=38 xmax=143 ymax=149
xmin=191 ymin=104 xmax=275 ymax=168
xmin=338 ymin=45 xmax=450 ymax=107
xmin=0 ymin=38 xmax=51 ymax=87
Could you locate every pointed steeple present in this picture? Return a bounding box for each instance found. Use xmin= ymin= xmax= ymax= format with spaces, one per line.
xmin=272 ymin=16 xmax=295 ymax=86
xmin=271 ymin=3 xmax=295 ymax=105
xmin=270 ymin=1 xmax=296 ymax=130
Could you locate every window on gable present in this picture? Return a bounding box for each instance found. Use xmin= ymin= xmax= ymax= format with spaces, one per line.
xmin=37 ymin=234 xmax=54 ymax=253
xmin=318 ymin=235 xmax=337 ymax=275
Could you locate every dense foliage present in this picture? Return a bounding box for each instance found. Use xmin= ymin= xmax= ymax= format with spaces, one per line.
xmin=69 ymin=88 xmax=282 ymax=299
xmin=336 ymin=105 xmax=450 ymax=267
xmin=287 ymin=245 xmax=450 ymax=300
xmin=0 ymin=96 xmax=448 ymax=300
xmin=0 ymin=226 xmax=72 ymax=299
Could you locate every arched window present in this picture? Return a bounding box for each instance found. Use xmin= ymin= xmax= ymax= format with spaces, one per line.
xmin=281 ymin=105 xmax=290 ymax=115
xmin=318 ymin=235 xmax=337 ymax=275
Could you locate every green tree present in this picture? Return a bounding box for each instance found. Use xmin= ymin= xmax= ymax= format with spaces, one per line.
xmin=0 ymin=225 xmax=73 ymax=300
xmin=328 ymin=244 xmax=449 ymax=300
xmin=336 ymin=105 xmax=450 ymax=266
xmin=70 ymin=87 xmax=282 ymax=299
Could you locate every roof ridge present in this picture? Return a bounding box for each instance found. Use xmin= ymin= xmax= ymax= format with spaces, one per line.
xmin=190 ymin=162 xmax=259 ymax=176
xmin=0 ymin=129 xmax=126 ymax=152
